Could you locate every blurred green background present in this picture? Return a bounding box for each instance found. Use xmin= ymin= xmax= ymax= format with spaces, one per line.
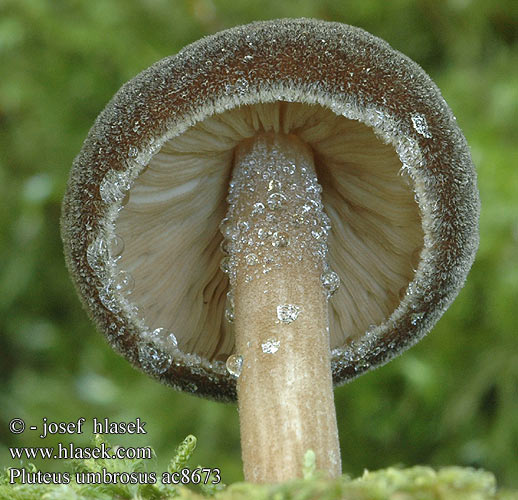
xmin=1 ymin=0 xmax=517 ymax=488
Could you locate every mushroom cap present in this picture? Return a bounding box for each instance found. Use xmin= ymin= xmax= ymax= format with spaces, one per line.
xmin=61 ymin=18 xmax=479 ymax=402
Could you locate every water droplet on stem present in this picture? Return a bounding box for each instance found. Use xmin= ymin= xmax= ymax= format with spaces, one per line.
xmin=226 ymin=354 xmax=243 ymax=377
xmin=321 ymin=271 xmax=340 ymax=297
xmin=276 ymin=304 xmax=302 ymax=323
xmin=261 ymin=338 xmax=280 ymax=354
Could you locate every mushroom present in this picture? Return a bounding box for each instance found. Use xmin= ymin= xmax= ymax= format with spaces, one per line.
xmin=61 ymin=19 xmax=479 ymax=483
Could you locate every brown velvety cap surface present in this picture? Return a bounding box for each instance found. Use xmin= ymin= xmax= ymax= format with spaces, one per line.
xmin=61 ymin=18 xmax=479 ymax=401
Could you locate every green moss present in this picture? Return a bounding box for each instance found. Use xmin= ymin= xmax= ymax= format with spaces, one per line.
xmin=220 ymin=466 xmax=516 ymax=500
xmin=1 ymin=436 xmax=515 ymax=500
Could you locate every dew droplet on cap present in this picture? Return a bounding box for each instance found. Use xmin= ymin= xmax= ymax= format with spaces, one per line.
xmin=138 ymin=343 xmax=172 ymax=375
xmin=99 ymin=170 xmax=131 ymax=204
xmin=114 ymin=270 xmax=135 ymax=295
xmin=109 ymin=234 xmax=125 ymax=258
xmin=235 ymin=77 xmax=249 ymax=95
xmin=99 ymin=285 xmax=120 ymax=313
xmin=410 ymin=312 xmax=424 ymax=325
xmin=86 ymin=237 xmax=109 ymax=275
xmin=167 ymin=332 xmax=178 ymax=348
xmin=411 ymin=113 xmax=432 ymax=139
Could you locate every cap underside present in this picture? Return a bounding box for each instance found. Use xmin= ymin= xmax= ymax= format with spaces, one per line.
xmin=114 ymin=102 xmax=423 ymax=361
xmin=62 ymin=19 xmax=478 ymax=400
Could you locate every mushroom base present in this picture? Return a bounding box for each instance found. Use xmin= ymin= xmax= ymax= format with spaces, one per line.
xmin=226 ymin=134 xmax=341 ymax=482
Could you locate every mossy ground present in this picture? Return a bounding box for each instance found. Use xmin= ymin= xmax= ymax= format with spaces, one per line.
xmin=1 ymin=436 xmax=516 ymax=500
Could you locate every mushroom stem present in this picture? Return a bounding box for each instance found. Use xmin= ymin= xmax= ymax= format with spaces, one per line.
xmin=225 ymin=133 xmax=341 ymax=482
